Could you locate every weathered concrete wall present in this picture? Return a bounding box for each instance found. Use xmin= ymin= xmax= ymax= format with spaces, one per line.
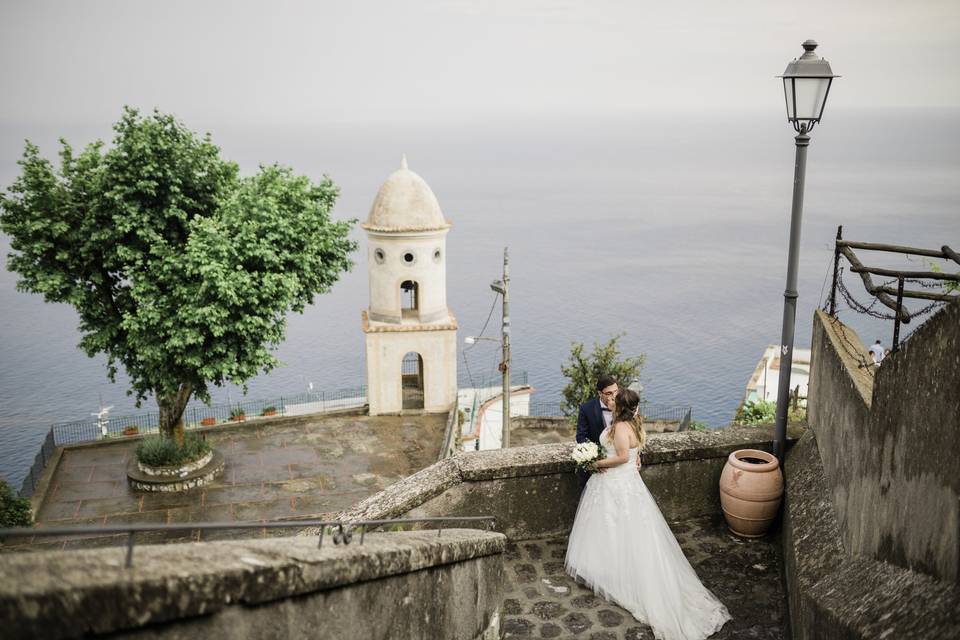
xmin=0 ymin=529 xmax=504 ymax=640
xmin=321 ymin=425 xmax=797 ymax=540
xmin=809 ymin=304 xmax=960 ymax=583
xmin=782 ymin=430 xmax=960 ymax=639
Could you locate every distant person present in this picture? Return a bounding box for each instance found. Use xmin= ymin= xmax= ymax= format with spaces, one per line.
xmin=869 ymin=340 xmax=885 ymax=365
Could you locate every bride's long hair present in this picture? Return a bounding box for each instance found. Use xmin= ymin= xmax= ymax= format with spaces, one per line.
xmin=608 ymin=388 xmax=647 ymax=450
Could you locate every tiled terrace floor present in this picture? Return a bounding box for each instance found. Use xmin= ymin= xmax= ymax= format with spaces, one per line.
xmin=502 ymin=514 xmax=786 ymax=639
xmin=7 ymin=412 xmax=445 ymax=550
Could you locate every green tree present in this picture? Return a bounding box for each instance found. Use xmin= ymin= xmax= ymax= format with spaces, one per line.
xmin=0 ymin=478 xmax=32 ymax=528
xmin=560 ymin=333 xmax=644 ymax=420
xmin=0 ymin=108 xmax=356 ymax=445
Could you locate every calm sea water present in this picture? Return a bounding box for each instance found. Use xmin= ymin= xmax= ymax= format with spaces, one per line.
xmin=1 ymin=109 xmax=958 ymax=488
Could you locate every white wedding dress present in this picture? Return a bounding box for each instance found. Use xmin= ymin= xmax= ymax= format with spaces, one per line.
xmin=565 ymin=427 xmax=731 ymax=640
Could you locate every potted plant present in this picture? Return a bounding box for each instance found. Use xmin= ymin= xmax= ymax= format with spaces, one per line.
xmin=122 ymin=425 xmax=139 ymax=436
xmin=261 ymin=405 xmax=277 ymax=417
xmin=229 ymin=407 xmax=246 ymax=422
xmin=200 ymin=417 xmax=217 ymax=427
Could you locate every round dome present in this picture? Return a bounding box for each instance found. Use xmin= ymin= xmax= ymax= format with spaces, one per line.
xmin=363 ymin=157 xmax=450 ymax=232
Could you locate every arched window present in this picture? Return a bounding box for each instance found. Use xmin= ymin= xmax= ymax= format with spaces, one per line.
xmin=401 ymin=280 xmax=419 ymax=313
xmin=402 ymin=352 xmax=424 ymax=410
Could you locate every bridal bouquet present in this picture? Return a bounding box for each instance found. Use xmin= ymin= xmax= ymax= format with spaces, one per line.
xmin=571 ymin=441 xmax=602 ymax=473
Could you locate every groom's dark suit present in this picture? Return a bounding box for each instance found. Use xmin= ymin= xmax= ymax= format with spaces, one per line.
xmin=576 ymin=397 xmax=608 ymax=446
xmin=575 ymin=397 xmax=609 ymax=494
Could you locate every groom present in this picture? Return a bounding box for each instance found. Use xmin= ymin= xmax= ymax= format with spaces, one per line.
xmin=575 ymin=375 xmax=619 ymax=493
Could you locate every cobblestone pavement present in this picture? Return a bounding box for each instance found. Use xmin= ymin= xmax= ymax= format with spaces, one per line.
xmin=501 ymin=514 xmax=786 ymax=639
xmin=7 ymin=413 xmax=446 ymax=550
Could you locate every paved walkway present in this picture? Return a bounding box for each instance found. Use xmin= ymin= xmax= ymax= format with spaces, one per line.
xmin=10 ymin=412 xmax=446 ymax=550
xmin=502 ymin=514 xmax=786 ymax=639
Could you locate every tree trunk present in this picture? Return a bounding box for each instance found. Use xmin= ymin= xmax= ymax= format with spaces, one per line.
xmin=158 ymin=384 xmax=193 ymax=447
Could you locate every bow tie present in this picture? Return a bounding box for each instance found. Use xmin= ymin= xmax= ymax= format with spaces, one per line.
xmin=601 ymin=406 xmax=611 ymax=412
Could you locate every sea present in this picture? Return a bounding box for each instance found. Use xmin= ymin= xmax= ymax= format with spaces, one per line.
xmin=1 ymin=108 xmax=958 ymax=489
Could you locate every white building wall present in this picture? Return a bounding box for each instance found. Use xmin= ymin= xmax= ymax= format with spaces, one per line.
xmin=365 ymin=328 xmax=457 ymax=414
xmin=368 ymin=231 xmax=449 ymax=322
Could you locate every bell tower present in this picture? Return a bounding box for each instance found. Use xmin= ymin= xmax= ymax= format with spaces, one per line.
xmin=362 ymin=157 xmax=457 ymax=414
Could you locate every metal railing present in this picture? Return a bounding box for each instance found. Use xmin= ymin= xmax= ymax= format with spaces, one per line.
xmin=18 ymin=384 xmax=368 ymax=498
xmin=525 ymin=400 xmax=693 ymax=427
xmin=0 ymin=516 xmax=497 ymax=568
xmin=828 ymin=226 xmax=959 ymax=353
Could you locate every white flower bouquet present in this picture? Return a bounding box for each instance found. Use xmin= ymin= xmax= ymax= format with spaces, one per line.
xmin=571 ymin=441 xmax=602 ymax=473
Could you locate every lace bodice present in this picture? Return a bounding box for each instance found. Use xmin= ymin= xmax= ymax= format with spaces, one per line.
xmin=599 ymin=426 xmax=641 ymax=469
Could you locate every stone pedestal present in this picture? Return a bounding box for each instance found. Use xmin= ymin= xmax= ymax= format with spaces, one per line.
xmin=126 ymin=450 xmax=225 ymax=492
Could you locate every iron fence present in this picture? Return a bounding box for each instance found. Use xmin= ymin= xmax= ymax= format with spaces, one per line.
xmin=525 ymin=400 xmax=693 ymax=426
xmin=0 ymin=516 xmax=497 ymax=568
xmin=18 ymin=384 xmax=368 ymax=497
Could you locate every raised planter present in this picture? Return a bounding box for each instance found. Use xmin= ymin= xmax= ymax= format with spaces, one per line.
xmin=127 ymin=450 xmax=225 ymax=492
xmin=719 ymin=449 xmax=783 ymax=537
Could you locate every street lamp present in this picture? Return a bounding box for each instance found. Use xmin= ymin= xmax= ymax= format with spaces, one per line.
xmin=772 ymin=40 xmax=838 ymax=462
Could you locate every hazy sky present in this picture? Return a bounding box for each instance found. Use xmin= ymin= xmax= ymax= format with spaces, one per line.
xmin=1 ymin=0 xmax=959 ymax=125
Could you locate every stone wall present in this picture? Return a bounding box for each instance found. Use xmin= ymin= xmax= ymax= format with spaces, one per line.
xmin=317 ymin=425 xmax=796 ymax=541
xmin=808 ymin=303 xmax=960 ymax=583
xmin=0 ymin=529 xmax=504 ymax=640
xmin=781 ymin=430 xmax=960 ymax=639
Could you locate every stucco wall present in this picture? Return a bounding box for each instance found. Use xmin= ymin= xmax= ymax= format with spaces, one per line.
xmin=808 ymin=304 xmax=960 ymax=583
xmin=365 ymin=327 xmax=457 ymax=414
xmin=0 ymin=530 xmax=504 ymax=640
xmin=367 ymin=230 xmax=449 ymax=320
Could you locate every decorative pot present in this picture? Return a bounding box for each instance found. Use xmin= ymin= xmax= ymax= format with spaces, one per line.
xmin=719 ymin=449 xmax=783 ymax=538
xmin=122 ymin=426 xmax=139 ymax=436
xmin=200 ymin=417 xmax=217 ymax=426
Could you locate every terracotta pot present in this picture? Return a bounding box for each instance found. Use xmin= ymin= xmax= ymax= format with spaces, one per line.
xmin=719 ymin=449 xmax=783 ymax=538
xmin=200 ymin=417 xmax=217 ymax=426
xmin=122 ymin=426 xmax=139 ymax=436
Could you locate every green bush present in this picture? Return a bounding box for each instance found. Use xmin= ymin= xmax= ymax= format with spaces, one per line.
xmin=689 ymin=421 xmax=708 ymax=431
xmin=135 ymin=432 xmax=211 ymax=467
xmin=734 ymin=400 xmax=777 ymax=425
xmin=1 ymin=478 xmax=32 ymax=527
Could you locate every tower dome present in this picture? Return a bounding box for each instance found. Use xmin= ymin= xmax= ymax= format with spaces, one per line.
xmin=362 ymin=156 xmax=450 ymax=232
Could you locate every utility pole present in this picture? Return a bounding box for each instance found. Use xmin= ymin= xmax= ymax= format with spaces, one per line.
xmin=490 ymin=247 xmax=511 ymax=448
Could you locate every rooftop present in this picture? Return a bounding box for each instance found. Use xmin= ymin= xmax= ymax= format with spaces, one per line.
xmin=9 ymin=411 xmax=445 ymax=551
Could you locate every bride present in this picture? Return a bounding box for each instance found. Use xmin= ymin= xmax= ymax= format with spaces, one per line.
xmin=565 ymin=388 xmax=731 ymax=640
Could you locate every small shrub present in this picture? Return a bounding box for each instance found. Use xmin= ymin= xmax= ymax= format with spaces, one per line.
xmin=734 ymin=400 xmax=777 ymax=426
xmin=689 ymin=421 xmax=708 ymax=431
xmin=229 ymin=407 xmax=246 ymax=421
xmin=261 ymin=406 xmax=277 ymax=417
xmin=1 ymin=478 xmax=32 ymax=527
xmin=136 ymin=432 xmax=211 ymax=467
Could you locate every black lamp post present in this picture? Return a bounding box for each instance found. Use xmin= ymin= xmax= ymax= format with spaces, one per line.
xmin=773 ymin=40 xmax=838 ymax=462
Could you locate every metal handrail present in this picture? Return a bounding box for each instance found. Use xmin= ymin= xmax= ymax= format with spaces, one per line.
xmin=0 ymin=516 xmax=498 ymax=568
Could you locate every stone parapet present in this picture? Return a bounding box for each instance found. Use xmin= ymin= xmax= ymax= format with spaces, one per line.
xmin=313 ymin=425 xmax=796 ymax=540
xmin=782 ymin=429 xmax=960 ymax=639
xmin=0 ymin=529 xmax=505 ymax=640
xmin=809 ymin=304 xmax=960 ymax=583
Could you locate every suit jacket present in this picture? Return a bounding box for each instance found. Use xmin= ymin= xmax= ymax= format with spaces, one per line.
xmin=576 ymin=397 xmax=608 ymax=445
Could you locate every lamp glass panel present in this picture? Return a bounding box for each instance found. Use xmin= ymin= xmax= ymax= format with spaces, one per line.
xmin=782 ymin=79 xmax=794 ymax=119
xmin=792 ymin=77 xmax=830 ymax=121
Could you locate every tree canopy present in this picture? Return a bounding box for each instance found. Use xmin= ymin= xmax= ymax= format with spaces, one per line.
xmin=560 ymin=332 xmax=644 ymax=420
xmin=0 ymin=108 xmax=357 ymax=442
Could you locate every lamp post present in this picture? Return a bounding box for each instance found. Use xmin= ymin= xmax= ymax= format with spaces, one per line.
xmin=773 ymin=40 xmax=838 ymax=462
